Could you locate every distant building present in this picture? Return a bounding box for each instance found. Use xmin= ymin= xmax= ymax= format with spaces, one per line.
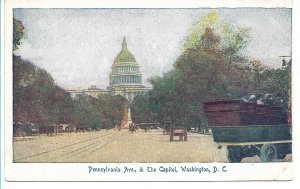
xmin=67 ymin=37 xmax=150 ymax=101
xmin=66 ymin=86 xmax=108 ymax=99
xmin=84 ymin=85 xmax=109 ymax=98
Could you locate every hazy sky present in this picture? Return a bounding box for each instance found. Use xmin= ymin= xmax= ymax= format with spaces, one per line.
xmin=14 ymin=8 xmax=291 ymax=89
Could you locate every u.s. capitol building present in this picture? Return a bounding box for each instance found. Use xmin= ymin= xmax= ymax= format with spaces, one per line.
xmin=67 ymin=37 xmax=150 ymax=101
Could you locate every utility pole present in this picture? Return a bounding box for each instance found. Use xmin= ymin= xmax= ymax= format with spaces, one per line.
xmin=279 ymin=55 xmax=292 ymax=68
xmin=279 ymin=55 xmax=292 ymax=124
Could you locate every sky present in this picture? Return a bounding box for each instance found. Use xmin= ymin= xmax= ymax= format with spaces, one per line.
xmin=13 ymin=8 xmax=292 ymax=90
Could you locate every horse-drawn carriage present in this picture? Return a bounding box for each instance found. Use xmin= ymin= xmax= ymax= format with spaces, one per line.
xmin=13 ymin=122 xmax=40 ymax=137
xmin=39 ymin=124 xmax=60 ymax=136
xmin=135 ymin=123 xmax=159 ymax=132
xmin=129 ymin=123 xmax=137 ymax=133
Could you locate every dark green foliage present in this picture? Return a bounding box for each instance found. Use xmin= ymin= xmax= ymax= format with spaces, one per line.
xmin=72 ymin=95 xmax=101 ymax=129
xmin=13 ymin=55 xmax=74 ymax=124
xmin=130 ymin=94 xmax=157 ymax=123
xmin=13 ymin=18 xmax=25 ymax=51
xmin=72 ymin=94 xmax=127 ymax=130
xmin=132 ymin=12 xmax=290 ymax=129
xmin=144 ymin=26 xmax=252 ymax=129
xmin=96 ymin=94 xmax=127 ymax=129
xmin=12 ymin=18 xmax=128 ymax=130
xmin=13 ymin=55 xmax=127 ymax=129
xmin=139 ymin=23 xmax=290 ymax=130
xmin=252 ymin=63 xmax=291 ymax=110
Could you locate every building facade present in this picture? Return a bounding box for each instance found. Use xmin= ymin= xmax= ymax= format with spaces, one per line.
xmin=67 ymin=85 xmax=108 ymax=99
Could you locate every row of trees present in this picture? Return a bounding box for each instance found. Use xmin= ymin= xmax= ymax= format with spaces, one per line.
xmin=73 ymin=94 xmax=127 ymax=130
xmin=13 ymin=18 xmax=127 ymax=130
xmin=130 ymin=11 xmax=291 ymax=130
xmin=13 ymin=55 xmax=127 ymax=130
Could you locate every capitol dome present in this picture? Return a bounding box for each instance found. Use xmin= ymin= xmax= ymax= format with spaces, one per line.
xmin=113 ymin=37 xmax=136 ymax=64
xmin=109 ymin=37 xmax=142 ymax=86
xmin=108 ymin=37 xmax=150 ymax=101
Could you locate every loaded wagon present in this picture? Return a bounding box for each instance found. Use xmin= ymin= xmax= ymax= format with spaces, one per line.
xmin=164 ymin=121 xmax=188 ymax=142
xmin=169 ymin=128 xmax=187 ymax=142
xmin=203 ymin=99 xmax=292 ymax=162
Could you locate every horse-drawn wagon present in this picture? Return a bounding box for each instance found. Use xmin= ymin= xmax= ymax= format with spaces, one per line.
xmin=169 ymin=128 xmax=187 ymax=142
xmin=163 ymin=121 xmax=188 ymax=142
xmin=204 ymin=99 xmax=292 ymax=162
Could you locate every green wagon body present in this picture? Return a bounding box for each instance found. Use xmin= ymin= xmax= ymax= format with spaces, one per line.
xmin=203 ymin=99 xmax=292 ymax=162
xmin=211 ymin=124 xmax=291 ymax=143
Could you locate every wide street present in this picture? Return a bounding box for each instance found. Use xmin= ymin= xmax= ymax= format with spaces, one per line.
xmin=13 ymin=128 xmax=292 ymax=163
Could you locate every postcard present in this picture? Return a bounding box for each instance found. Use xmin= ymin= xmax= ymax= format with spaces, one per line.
xmin=3 ymin=0 xmax=294 ymax=181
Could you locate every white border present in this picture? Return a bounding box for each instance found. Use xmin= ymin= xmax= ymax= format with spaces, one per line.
xmin=2 ymin=0 xmax=296 ymax=183
xmin=3 ymin=0 xmax=294 ymax=8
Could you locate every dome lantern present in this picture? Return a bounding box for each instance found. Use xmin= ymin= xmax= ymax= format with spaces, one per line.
xmin=122 ymin=36 xmax=127 ymax=49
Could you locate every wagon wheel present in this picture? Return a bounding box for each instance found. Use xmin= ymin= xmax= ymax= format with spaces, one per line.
xmin=226 ymin=146 xmax=242 ymax=163
xmin=277 ymin=153 xmax=286 ymax=159
xmin=260 ymin=144 xmax=278 ymax=162
xmin=277 ymin=145 xmax=287 ymax=159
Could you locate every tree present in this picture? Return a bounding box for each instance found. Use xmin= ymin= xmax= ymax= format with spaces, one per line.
xmin=13 ymin=18 xmax=25 ymax=51
xmin=143 ymin=11 xmax=252 ymax=129
xmin=73 ymin=95 xmax=101 ymax=129
xmin=13 ymin=55 xmax=74 ymax=125
xmin=183 ymin=10 xmax=251 ymax=63
xmin=148 ymin=70 xmax=183 ymax=124
xmin=98 ymin=94 xmax=127 ymax=129
xmin=12 ymin=17 xmax=128 ymax=131
xmin=73 ymin=94 xmax=127 ymax=130
xmin=130 ymin=94 xmax=158 ymax=123
xmin=254 ymin=63 xmax=291 ymax=110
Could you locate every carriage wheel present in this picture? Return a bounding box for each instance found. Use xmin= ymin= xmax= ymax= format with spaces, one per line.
xmin=260 ymin=144 xmax=278 ymax=162
xmin=226 ymin=146 xmax=242 ymax=163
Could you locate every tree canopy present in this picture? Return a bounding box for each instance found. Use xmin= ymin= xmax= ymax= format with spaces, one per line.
xmin=130 ymin=94 xmax=158 ymax=123
xmin=145 ymin=11 xmax=252 ymax=127
xmin=13 ymin=18 xmax=128 ymax=129
xmin=13 ymin=18 xmax=25 ymax=51
xmin=131 ymin=11 xmax=290 ymax=130
xmin=13 ymin=55 xmax=74 ymax=124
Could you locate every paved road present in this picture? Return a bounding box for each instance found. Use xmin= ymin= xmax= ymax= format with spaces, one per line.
xmin=13 ymin=129 xmax=292 ymax=163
